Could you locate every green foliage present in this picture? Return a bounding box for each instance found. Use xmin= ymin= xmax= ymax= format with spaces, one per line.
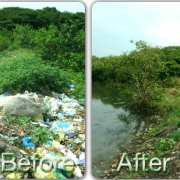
xmin=167 ymin=76 xmax=180 ymax=88
xmin=0 ymin=7 xmax=85 ymax=31
xmin=31 ymin=127 xmax=48 ymax=144
xmin=155 ymin=138 xmax=176 ymax=151
xmin=0 ymin=35 xmax=11 ymax=51
xmin=162 ymin=46 xmax=180 ymax=77
xmin=92 ymin=41 xmax=179 ymax=109
xmin=0 ymin=7 xmax=85 ymax=73
xmin=148 ymin=120 xmax=168 ymax=137
xmin=170 ymin=132 xmax=180 ymax=142
xmin=119 ymin=41 xmax=166 ymax=108
xmin=50 ymin=131 xmax=61 ymax=142
xmin=0 ymin=29 xmax=12 ymax=51
xmin=11 ymin=24 xmax=35 ymax=49
xmin=92 ymin=55 xmax=123 ymax=84
xmin=6 ymin=114 xmax=30 ymax=127
xmin=58 ymin=22 xmax=85 ymax=72
xmin=31 ymin=24 xmax=85 ymax=72
xmin=0 ymin=50 xmax=69 ymax=93
xmin=31 ymin=25 xmax=62 ymax=62
xmin=31 ymin=127 xmax=58 ymax=145
xmin=177 ymin=122 xmax=180 ymax=127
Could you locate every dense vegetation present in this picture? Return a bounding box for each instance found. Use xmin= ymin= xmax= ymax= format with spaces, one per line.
xmin=92 ymin=40 xmax=180 ymax=111
xmin=0 ymin=7 xmax=85 ymax=99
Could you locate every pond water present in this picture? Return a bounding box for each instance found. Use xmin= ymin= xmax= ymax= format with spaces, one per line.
xmin=92 ymin=87 xmax=150 ymax=178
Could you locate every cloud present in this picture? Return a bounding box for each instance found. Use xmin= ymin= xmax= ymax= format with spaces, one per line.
xmin=145 ymin=20 xmax=180 ymax=45
xmin=92 ymin=2 xmax=180 ymax=56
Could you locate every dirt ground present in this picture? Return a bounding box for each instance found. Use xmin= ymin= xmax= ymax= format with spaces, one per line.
xmin=100 ymin=120 xmax=180 ymax=179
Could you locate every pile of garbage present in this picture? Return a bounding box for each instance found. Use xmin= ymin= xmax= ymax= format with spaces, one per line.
xmin=0 ymin=91 xmax=85 ymax=179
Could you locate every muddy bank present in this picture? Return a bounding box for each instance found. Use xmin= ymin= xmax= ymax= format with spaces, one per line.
xmin=100 ymin=117 xmax=180 ymax=179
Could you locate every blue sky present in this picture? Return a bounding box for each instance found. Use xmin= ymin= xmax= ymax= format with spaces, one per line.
xmin=0 ymin=2 xmax=85 ymax=13
xmin=92 ymin=2 xmax=180 ymax=57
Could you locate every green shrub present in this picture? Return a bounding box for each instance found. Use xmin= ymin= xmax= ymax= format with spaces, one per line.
xmin=6 ymin=114 xmax=29 ymax=127
xmin=170 ymin=131 xmax=180 ymax=141
xmin=31 ymin=127 xmax=51 ymax=145
xmin=31 ymin=127 xmax=60 ymax=145
xmin=0 ymin=35 xmax=11 ymax=51
xmin=0 ymin=53 xmax=69 ymax=93
xmin=11 ymin=24 xmax=35 ymax=49
xmin=177 ymin=122 xmax=180 ymax=127
xmin=31 ymin=24 xmax=85 ymax=73
xmin=0 ymin=29 xmax=12 ymax=51
xmin=65 ymin=70 xmax=85 ymax=99
xmin=155 ymin=138 xmax=176 ymax=151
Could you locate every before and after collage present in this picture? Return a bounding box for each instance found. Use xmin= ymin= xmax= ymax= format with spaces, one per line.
xmin=0 ymin=1 xmax=180 ymax=179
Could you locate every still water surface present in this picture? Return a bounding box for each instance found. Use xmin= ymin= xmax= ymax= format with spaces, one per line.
xmin=92 ymin=87 xmax=150 ymax=177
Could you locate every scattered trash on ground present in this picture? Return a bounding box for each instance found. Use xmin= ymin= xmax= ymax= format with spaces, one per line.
xmin=0 ymin=90 xmax=85 ymax=179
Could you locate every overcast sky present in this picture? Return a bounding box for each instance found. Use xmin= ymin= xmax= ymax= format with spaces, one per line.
xmin=0 ymin=2 xmax=85 ymax=13
xmin=92 ymin=2 xmax=180 ymax=57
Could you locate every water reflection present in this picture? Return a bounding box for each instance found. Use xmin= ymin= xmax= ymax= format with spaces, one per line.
xmin=92 ymin=87 xmax=126 ymax=109
xmin=92 ymin=87 xmax=148 ymax=177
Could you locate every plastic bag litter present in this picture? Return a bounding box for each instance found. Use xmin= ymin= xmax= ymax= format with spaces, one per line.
xmin=81 ymin=142 xmax=85 ymax=149
xmin=43 ymin=152 xmax=75 ymax=176
xmin=62 ymin=97 xmax=71 ymax=103
xmin=65 ymin=111 xmax=75 ymax=117
xmin=36 ymin=148 xmax=44 ymax=158
xmin=62 ymin=107 xmax=75 ymax=113
xmin=68 ymin=84 xmax=74 ymax=89
xmin=0 ymin=93 xmax=46 ymax=116
xmin=56 ymin=129 xmax=65 ymax=142
xmin=74 ymin=138 xmax=82 ymax=144
xmin=79 ymin=134 xmax=85 ymax=140
xmin=4 ymin=92 xmax=10 ymax=96
xmin=52 ymin=140 xmax=66 ymax=152
xmin=73 ymin=166 xmax=83 ymax=178
xmin=79 ymin=152 xmax=85 ymax=165
xmin=34 ymin=164 xmax=56 ymax=179
xmin=31 ymin=113 xmax=43 ymax=122
xmin=66 ymin=132 xmax=76 ymax=138
xmin=38 ymin=122 xmax=50 ymax=127
xmin=50 ymin=121 xmax=60 ymax=131
xmin=51 ymin=121 xmax=73 ymax=132
xmin=73 ymin=118 xmax=84 ymax=122
xmin=54 ymin=169 xmax=67 ymax=179
xmin=51 ymin=91 xmax=66 ymax=100
xmin=61 ymin=102 xmax=79 ymax=109
xmin=62 ymin=124 xmax=74 ymax=133
xmin=43 ymin=97 xmax=61 ymax=113
xmin=22 ymin=137 xmax=35 ymax=148
xmin=0 ymin=94 xmax=5 ymax=98
xmin=50 ymin=100 xmax=61 ymax=112
xmin=6 ymin=172 xmax=21 ymax=179
xmin=52 ymin=140 xmax=61 ymax=150
xmin=58 ymin=122 xmax=70 ymax=129
xmin=65 ymin=150 xmax=79 ymax=165
xmin=57 ymin=157 xmax=75 ymax=174
xmin=43 ymin=152 xmax=61 ymax=165
xmin=57 ymin=112 xmax=64 ymax=120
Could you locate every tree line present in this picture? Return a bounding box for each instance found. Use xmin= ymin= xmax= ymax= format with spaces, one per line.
xmin=0 ymin=7 xmax=85 ymax=31
xmin=0 ymin=7 xmax=85 ymax=73
xmin=92 ymin=41 xmax=180 ymax=109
